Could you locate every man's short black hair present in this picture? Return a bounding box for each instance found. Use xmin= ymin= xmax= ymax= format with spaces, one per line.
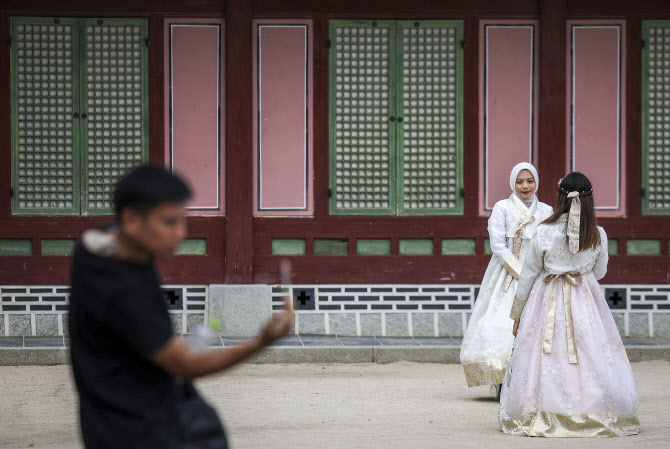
xmin=114 ymin=164 xmax=192 ymax=217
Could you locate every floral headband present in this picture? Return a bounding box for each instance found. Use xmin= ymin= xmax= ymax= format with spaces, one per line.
xmin=557 ymin=177 xmax=593 ymax=197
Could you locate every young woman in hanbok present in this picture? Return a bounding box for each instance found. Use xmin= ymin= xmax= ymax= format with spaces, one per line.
xmin=499 ymin=172 xmax=640 ymax=437
xmin=460 ymin=163 xmax=553 ymax=396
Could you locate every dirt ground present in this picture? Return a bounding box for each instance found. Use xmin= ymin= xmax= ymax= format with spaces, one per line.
xmin=1 ymin=360 xmax=669 ymax=449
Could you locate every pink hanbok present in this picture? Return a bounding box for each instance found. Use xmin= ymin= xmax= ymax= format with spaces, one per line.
xmin=499 ymin=215 xmax=640 ymax=437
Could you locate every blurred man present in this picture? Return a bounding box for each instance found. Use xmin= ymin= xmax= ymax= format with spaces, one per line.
xmin=69 ymin=164 xmax=293 ymax=448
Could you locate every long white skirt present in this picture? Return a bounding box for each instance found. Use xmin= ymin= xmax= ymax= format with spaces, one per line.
xmin=499 ymin=272 xmax=640 ymax=437
xmin=460 ymin=255 xmax=517 ymax=387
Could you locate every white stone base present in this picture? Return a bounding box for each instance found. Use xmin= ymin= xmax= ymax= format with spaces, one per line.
xmin=209 ymin=284 xmax=272 ymax=337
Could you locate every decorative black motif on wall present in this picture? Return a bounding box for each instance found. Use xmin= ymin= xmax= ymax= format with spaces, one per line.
xmin=605 ymin=288 xmax=627 ymax=310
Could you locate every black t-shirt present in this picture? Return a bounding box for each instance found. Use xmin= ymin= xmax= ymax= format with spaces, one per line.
xmin=69 ymin=242 xmax=180 ymax=449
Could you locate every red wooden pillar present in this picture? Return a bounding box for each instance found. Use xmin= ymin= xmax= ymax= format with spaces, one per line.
xmin=463 ymin=15 xmax=480 ymax=219
xmin=626 ymin=18 xmax=643 ymax=217
xmin=537 ymin=0 xmax=567 ymax=204
xmin=0 ymin=13 xmax=11 ymax=217
xmin=225 ymin=0 xmax=253 ymax=283
xmin=149 ymin=14 xmax=165 ymax=165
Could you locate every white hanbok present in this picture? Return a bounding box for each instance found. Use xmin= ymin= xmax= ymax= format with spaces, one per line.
xmin=461 ymin=187 xmax=552 ymax=387
xmin=499 ymin=217 xmax=640 ymax=437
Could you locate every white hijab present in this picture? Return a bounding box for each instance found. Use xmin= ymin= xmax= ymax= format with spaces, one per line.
xmin=509 ymin=162 xmax=539 ymax=207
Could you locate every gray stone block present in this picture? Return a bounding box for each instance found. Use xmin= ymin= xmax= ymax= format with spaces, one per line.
xmin=612 ymin=313 xmax=625 ymax=337
xmin=209 ymin=285 xmax=272 ymax=337
xmin=0 ymin=348 xmax=70 ymax=366
xmin=653 ymin=314 xmax=670 ymax=338
xmin=24 ymin=336 xmax=64 ymax=347
xmin=329 ymin=313 xmax=356 ymax=336
xmin=186 ymin=313 xmax=205 ymax=333
xmin=412 ymin=313 xmax=434 ymax=337
xmin=376 ymin=337 xmax=419 ymax=346
xmin=35 ymin=314 xmax=59 ymax=336
xmin=300 ymin=335 xmax=338 ymax=346
xmin=385 ymin=313 xmax=409 ymax=337
xmin=8 ymin=315 xmax=31 ymax=336
xmin=626 ymin=346 xmax=670 ymax=363
xmin=438 ymin=313 xmax=463 ymax=337
xmin=61 ymin=314 xmax=69 ymax=337
xmin=359 ymin=313 xmax=382 ymax=336
xmin=169 ymin=313 xmax=183 ymax=333
xmin=0 ymin=314 xmax=4 ymax=335
xmin=0 ymin=337 xmax=23 ymax=347
xmin=629 ymin=313 xmax=649 ymax=337
xmin=247 ymin=347 xmax=373 ymax=364
xmin=373 ymin=347 xmax=460 ymax=364
xmin=298 ymin=313 xmax=325 ymax=334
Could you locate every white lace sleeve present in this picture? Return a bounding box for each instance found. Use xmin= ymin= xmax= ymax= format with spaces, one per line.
xmin=515 ymin=232 xmax=544 ymax=301
xmin=488 ymin=202 xmax=512 ymax=264
xmin=593 ymin=228 xmax=609 ymax=280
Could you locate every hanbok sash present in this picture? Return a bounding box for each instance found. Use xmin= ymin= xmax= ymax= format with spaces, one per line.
xmin=503 ymin=195 xmax=538 ymax=292
xmin=541 ymin=271 xmax=591 ymax=364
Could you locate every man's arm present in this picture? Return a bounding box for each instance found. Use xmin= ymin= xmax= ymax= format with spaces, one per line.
xmin=152 ymin=297 xmax=293 ymax=379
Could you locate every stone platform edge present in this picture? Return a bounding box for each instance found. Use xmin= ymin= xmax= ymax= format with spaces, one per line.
xmin=0 ymin=336 xmax=669 ymax=366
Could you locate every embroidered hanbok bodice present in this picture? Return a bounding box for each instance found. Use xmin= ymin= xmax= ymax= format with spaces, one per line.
xmin=515 ymin=218 xmax=608 ymax=302
xmin=488 ymin=195 xmax=553 ymax=265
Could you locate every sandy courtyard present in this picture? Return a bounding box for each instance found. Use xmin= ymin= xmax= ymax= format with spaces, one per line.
xmin=1 ymin=360 xmax=669 ymax=449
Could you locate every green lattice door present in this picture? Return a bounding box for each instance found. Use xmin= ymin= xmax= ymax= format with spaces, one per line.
xmin=396 ymin=21 xmax=463 ymax=215
xmin=10 ymin=17 xmax=148 ymax=215
xmin=328 ymin=20 xmax=463 ymax=216
xmin=329 ymin=20 xmax=396 ymax=215
xmin=642 ymin=21 xmax=670 ymax=215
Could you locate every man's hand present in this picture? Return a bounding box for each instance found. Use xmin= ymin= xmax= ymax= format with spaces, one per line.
xmin=512 ymin=321 xmax=520 ymax=337
xmin=152 ymin=259 xmax=295 ymax=379
xmin=260 ymin=260 xmax=294 ymax=344
xmin=260 ymin=297 xmax=294 ymax=345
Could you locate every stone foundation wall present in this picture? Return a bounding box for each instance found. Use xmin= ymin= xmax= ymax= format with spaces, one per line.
xmin=1 ymin=284 xmax=669 ymax=338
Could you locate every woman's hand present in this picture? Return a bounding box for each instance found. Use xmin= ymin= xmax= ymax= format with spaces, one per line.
xmin=512 ymin=321 xmax=520 ymax=337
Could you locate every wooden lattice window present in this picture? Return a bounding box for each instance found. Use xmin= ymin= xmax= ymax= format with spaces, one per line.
xmin=10 ymin=17 xmax=149 ymax=215
xmin=642 ymin=21 xmax=670 ymax=215
xmin=328 ymin=20 xmax=464 ymax=216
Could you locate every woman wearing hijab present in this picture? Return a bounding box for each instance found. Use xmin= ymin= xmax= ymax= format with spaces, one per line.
xmin=460 ymin=162 xmax=553 ymax=397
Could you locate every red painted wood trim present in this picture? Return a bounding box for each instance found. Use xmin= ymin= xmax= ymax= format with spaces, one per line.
xmin=149 ymin=14 xmax=165 ymax=165
xmin=0 ymin=217 xmax=225 ymax=238
xmin=251 ymin=0 xmax=540 ymax=16
xmin=0 ymin=1 xmax=227 ymax=15
xmin=224 ymin=0 xmax=253 ymax=283
xmin=625 ymin=18 xmax=643 ymax=217
xmin=0 ymin=216 xmax=227 ymax=284
xmin=0 ymin=13 xmax=10 ymax=218
xmin=537 ymin=0 xmax=567 ymax=205
xmin=253 ymin=254 xmax=670 ymax=285
xmin=566 ymin=0 xmax=670 ymax=16
xmin=463 ymin=15 xmax=480 ymax=218
xmin=254 ymin=216 xmax=489 ymax=236
xmin=313 ymin=16 xmax=330 ymax=218
xmin=1 ymin=0 xmax=667 ymax=17
xmin=253 ymin=255 xmax=493 ymax=284
xmin=0 ymin=251 xmax=227 ymax=285
xmin=254 ymin=217 xmax=670 ymax=241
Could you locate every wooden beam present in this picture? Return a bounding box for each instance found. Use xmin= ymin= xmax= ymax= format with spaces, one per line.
xmin=148 ymin=14 xmax=165 ymax=165
xmin=463 ymin=15 xmax=480 ymax=218
xmin=224 ymin=0 xmax=253 ymax=283
xmin=0 ymin=13 xmax=10 ymax=217
xmin=626 ymin=18 xmax=643 ymax=217
xmin=537 ymin=0 xmax=567 ymax=205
